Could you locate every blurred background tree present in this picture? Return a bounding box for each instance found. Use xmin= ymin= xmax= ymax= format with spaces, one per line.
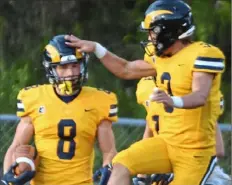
xmin=0 ymin=0 xmax=230 ymax=120
xmin=0 ymin=0 xmax=231 ymax=174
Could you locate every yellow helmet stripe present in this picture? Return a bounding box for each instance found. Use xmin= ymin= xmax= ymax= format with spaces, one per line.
xmin=45 ymin=45 xmax=61 ymax=63
xmin=142 ymin=10 xmax=173 ymax=29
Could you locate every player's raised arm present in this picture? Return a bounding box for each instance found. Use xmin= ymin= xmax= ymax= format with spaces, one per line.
xmin=65 ymin=35 xmax=156 ymax=80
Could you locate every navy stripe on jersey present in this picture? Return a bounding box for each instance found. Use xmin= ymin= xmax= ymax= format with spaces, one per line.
xmin=17 ymin=99 xmax=25 ymax=112
xmin=196 ymin=57 xmax=224 ymax=62
xmin=17 ymin=100 xmax=22 ymax=103
xmin=109 ymin=104 xmax=118 ymax=117
xmin=199 ymin=156 xmax=217 ymax=185
xmin=17 ymin=108 xmax=25 ymax=112
xmin=194 ymin=65 xmax=224 ymax=71
xmin=194 ymin=57 xmax=224 ymax=71
xmin=220 ymin=97 xmax=224 ymax=110
xmin=110 ymin=104 xmax=117 ymax=109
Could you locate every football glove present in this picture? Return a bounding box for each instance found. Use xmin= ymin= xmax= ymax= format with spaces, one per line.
xmin=151 ymin=173 xmax=174 ymax=185
xmin=132 ymin=177 xmax=146 ymax=185
xmin=1 ymin=162 xmax=36 ymax=185
xmin=93 ymin=164 xmax=112 ymax=185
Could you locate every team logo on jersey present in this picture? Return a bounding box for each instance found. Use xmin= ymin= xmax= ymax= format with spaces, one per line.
xmin=39 ymin=106 xmax=46 ymax=114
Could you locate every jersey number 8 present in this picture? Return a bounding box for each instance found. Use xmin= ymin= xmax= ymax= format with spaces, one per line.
xmin=57 ymin=119 xmax=76 ymax=160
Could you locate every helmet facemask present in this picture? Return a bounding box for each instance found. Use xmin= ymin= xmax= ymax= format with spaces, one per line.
xmin=140 ymin=41 xmax=156 ymax=57
xmin=43 ymin=53 xmax=88 ymax=96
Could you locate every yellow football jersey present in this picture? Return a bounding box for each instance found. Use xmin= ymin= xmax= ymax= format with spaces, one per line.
xmin=145 ymin=102 xmax=163 ymax=136
xmin=136 ymin=52 xmax=162 ymax=136
xmin=136 ymin=76 xmax=160 ymax=135
xmin=147 ymin=42 xmax=225 ymax=155
xmin=17 ymin=85 xmax=118 ymax=185
xmin=136 ymin=76 xmax=154 ymax=112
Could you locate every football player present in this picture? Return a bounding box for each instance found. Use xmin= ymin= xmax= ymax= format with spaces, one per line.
xmin=133 ymin=50 xmax=173 ymax=185
xmin=133 ymin=75 xmax=172 ymax=185
xmin=1 ymin=35 xmax=118 ymax=185
xmin=64 ymin=0 xmax=226 ymax=184
xmin=133 ymin=76 xmax=230 ymax=185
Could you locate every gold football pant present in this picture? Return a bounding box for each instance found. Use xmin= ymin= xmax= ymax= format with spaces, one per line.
xmin=112 ymin=137 xmax=216 ymax=185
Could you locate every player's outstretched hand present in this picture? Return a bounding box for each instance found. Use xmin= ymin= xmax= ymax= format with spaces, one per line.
xmin=1 ymin=162 xmax=36 ymax=185
xmin=132 ymin=176 xmax=146 ymax=185
xmin=151 ymin=173 xmax=174 ymax=185
xmin=93 ymin=164 xmax=112 ymax=185
xmin=65 ymin=34 xmax=96 ymax=53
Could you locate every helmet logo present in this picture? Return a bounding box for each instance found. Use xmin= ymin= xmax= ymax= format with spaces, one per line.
xmin=38 ymin=106 xmax=46 ymax=114
xmin=61 ymin=55 xmax=76 ymax=62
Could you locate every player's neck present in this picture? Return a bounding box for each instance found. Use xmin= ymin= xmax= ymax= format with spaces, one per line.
xmin=163 ymin=40 xmax=192 ymax=57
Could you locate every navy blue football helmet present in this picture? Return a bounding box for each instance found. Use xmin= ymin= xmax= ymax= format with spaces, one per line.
xmin=140 ymin=0 xmax=195 ymax=57
xmin=43 ymin=35 xmax=88 ymax=95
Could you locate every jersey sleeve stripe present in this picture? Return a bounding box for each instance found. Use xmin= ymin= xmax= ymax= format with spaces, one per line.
xmin=196 ymin=57 xmax=224 ymax=62
xmin=17 ymin=99 xmax=25 ymax=112
xmin=195 ymin=60 xmax=224 ymax=67
xmin=109 ymin=104 xmax=118 ymax=117
xmin=220 ymin=97 xmax=224 ymax=106
xmin=194 ymin=58 xmax=224 ymax=70
xmin=17 ymin=102 xmax=24 ymax=109
xmin=17 ymin=108 xmax=25 ymax=112
xmin=109 ymin=112 xmax=117 ymax=117
xmin=194 ymin=65 xmax=224 ymax=71
xmin=17 ymin=99 xmax=22 ymax=103
xmin=194 ymin=56 xmax=225 ymax=71
xmin=220 ymin=97 xmax=224 ymax=110
xmin=110 ymin=104 xmax=117 ymax=109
